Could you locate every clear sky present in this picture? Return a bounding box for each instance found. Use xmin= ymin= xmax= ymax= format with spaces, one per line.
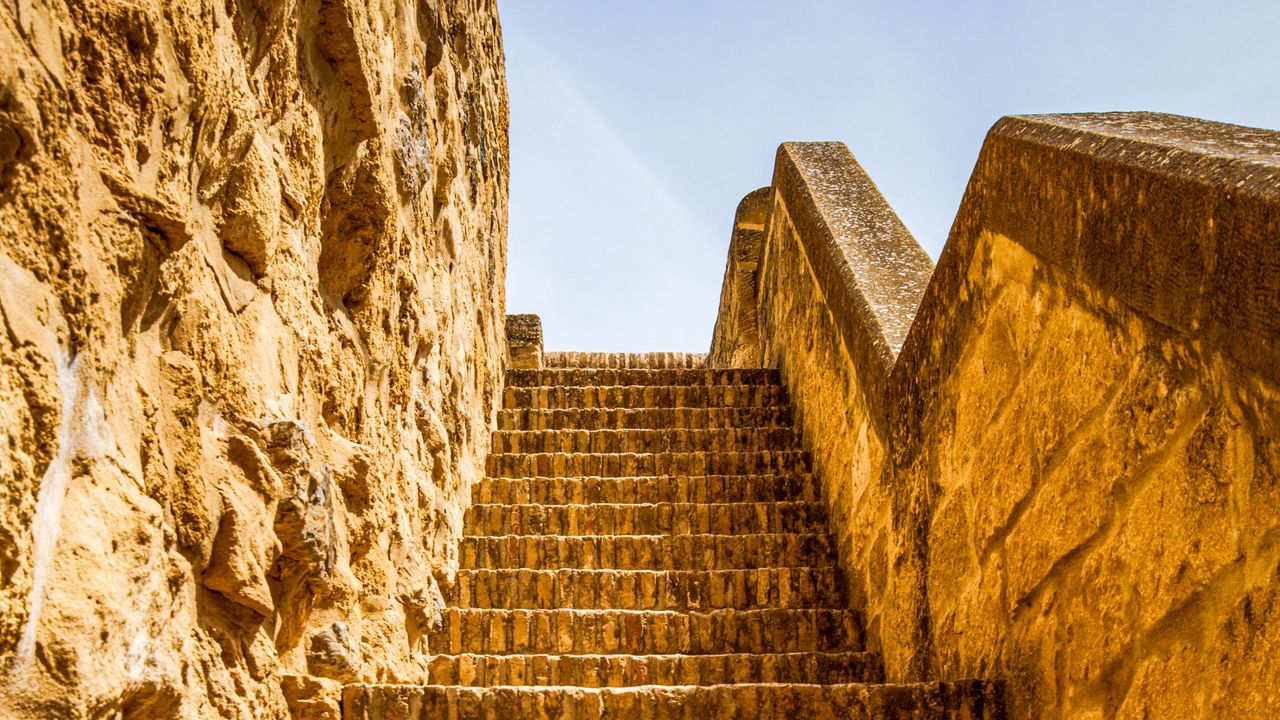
xmin=501 ymin=1 xmax=1280 ymax=352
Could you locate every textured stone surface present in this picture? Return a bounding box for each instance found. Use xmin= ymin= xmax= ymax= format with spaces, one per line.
xmin=0 ymin=0 xmax=507 ymax=717
xmin=711 ymin=113 xmax=1280 ymax=718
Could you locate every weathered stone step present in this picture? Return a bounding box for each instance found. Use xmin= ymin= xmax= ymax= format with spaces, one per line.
xmin=491 ymin=428 xmax=801 ymax=455
xmin=503 ymin=385 xmax=787 ymax=410
xmin=498 ymin=406 xmax=794 ymax=432
xmin=425 ymin=651 xmax=883 ymax=687
xmin=428 ymin=608 xmax=862 ymax=655
xmin=507 ymin=368 xmax=780 ymax=388
xmin=344 ymin=680 xmax=1004 ymax=719
xmin=459 ymin=533 xmax=836 ymax=570
xmin=473 ymin=475 xmax=819 ymax=506
xmin=453 ymin=568 xmax=844 ymax=610
xmin=486 ymin=451 xmax=809 ymax=478
xmin=543 ymin=351 xmax=707 ymax=369
xmin=463 ymin=502 xmax=825 ymax=536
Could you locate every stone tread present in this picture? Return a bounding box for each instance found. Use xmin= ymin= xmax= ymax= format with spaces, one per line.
xmin=424 ymin=651 xmax=884 ymax=687
xmin=507 ymin=368 xmax=780 ymax=387
xmin=343 ymin=681 xmax=1004 ymax=719
xmin=344 ymin=363 xmax=1006 ymax=718
xmin=486 ymin=450 xmax=809 ymax=477
xmin=453 ymin=568 xmax=845 ymax=610
xmin=542 ymin=352 xmax=708 ymax=369
xmin=472 ymin=475 xmax=819 ymax=505
xmin=503 ymin=385 xmax=788 ymax=410
xmin=463 ymin=502 xmax=825 ymax=536
xmin=498 ymin=406 xmax=794 ymax=431
xmin=491 ymin=428 xmax=801 ymax=454
xmin=459 ymin=533 xmax=837 ymax=570
xmin=428 ymin=608 xmax=862 ymax=655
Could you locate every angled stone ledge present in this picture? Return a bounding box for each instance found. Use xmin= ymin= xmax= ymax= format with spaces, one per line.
xmin=771 ymin=142 xmax=934 ymax=378
xmin=918 ymin=112 xmax=1280 ymax=382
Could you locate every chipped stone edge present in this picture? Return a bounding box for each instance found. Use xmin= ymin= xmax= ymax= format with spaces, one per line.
xmin=506 ymin=313 xmax=543 ymax=370
xmin=708 ymin=110 xmax=1280 ymax=702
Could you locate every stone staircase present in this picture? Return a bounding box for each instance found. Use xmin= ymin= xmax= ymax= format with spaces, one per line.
xmin=344 ymin=353 xmax=1003 ymax=719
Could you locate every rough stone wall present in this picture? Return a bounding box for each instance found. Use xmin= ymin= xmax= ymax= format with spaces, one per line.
xmin=0 ymin=0 xmax=507 ymax=717
xmin=711 ymin=114 xmax=1280 ymax=718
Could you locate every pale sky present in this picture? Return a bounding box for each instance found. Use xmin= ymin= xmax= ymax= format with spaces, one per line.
xmin=501 ymin=1 xmax=1280 ymax=352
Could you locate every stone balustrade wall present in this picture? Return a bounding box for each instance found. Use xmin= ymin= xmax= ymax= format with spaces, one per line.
xmin=710 ymin=113 xmax=1280 ymax=719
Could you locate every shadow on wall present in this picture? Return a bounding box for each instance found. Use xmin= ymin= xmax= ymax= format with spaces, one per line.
xmin=710 ymin=112 xmax=1280 ymax=720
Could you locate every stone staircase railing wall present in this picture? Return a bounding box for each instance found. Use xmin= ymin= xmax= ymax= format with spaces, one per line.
xmin=709 ymin=113 xmax=1280 ymax=719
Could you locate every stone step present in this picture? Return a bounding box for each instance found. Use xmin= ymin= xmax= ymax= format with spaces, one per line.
xmin=498 ymin=406 xmax=794 ymax=431
xmin=506 ymin=368 xmax=780 ymax=388
xmin=472 ymin=475 xmax=819 ymax=506
xmin=485 ymin=451 xmax=809 ymax=478
xmin=452 ymin=568 xmax=844 ymax=610
xmin=424 ymin=651 xmax=883 ymax=687
xmin=459 ymin=533 xmax=837 ymax=571
xmin=503 ymin=385 xmax=788 ymax=411
xmin=428 ymin=608 xmax=862 ymax=655
xmin=344 ymin=680 xmax=1005 ymax=719
xmin=543 ymin=351 xmax=707 ymax=369
xmin=491 ymin=428 xmax=801 ymax=455
xmin=463 ymin=502 xmax=825 ymax=536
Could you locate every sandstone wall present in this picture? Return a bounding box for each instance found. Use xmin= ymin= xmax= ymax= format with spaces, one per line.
xmin=0 ymin=0 xmax=507 ymax=717
xmin=710 ymin=114 xmax=1280 ymax=719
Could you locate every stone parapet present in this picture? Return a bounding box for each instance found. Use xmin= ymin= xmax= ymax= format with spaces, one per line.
xmin=506 ymin=313 xmax=544 ymax=369
xmin=711 ymin=113 xmax=1280 ymax=719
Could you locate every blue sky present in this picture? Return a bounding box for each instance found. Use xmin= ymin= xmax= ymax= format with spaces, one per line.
xmin=501 ymin=1 xmax=1280 ymax=352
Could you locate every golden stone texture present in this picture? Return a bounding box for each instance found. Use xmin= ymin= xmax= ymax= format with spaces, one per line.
xmin=0 ymin=0 xmax=507 ymax=717
xmin=2 ymin=0 xmax=1275 ymax=715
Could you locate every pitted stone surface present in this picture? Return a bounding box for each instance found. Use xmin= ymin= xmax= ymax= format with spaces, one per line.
xmin=772 ymin=142 xmax=934 ymax=362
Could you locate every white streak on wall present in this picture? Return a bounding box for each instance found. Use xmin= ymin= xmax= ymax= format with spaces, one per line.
xmin=126 ymin=627 xmax=150 ymax=681
xmin=11 ymin=350 xmax=109 ymax=676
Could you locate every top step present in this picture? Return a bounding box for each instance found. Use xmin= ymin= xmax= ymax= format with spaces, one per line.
xmin=507 ymin=368 xmax=779 ymax=388
xmin=544 ymin=352 xmax=708 ymax=369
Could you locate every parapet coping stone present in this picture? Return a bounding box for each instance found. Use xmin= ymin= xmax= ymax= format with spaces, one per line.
xmin=771 ymin=142 xmax=935 ymax=375
xmin=906 ymin=111 xmax=1280 ymax=385
xmin=1000 ymin=112 xmax=1280 ymax=200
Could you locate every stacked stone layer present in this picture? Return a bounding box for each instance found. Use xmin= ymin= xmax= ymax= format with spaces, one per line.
xmin=345 ymin=358 xmax=1003 ymax=718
